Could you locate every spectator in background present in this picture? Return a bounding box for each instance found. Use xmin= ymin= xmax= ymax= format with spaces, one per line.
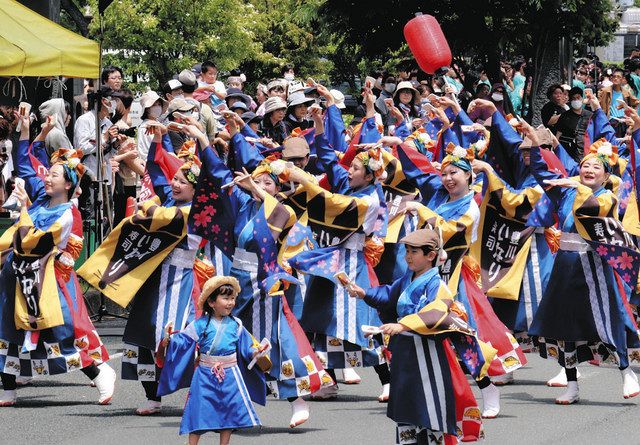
xmin=282 ymin=64 xmax=296 ymax=82
xmin=374 ymin=74 xmax=397 ymax=131
xmin=38 ymin=98 xmax=72 ymax=156
xmin=284 ymin=92 xmax=315 ymax=133
xmin=540 ymin=84 xmax=567 ymax=132
xmin=179 ymin=69 xmax=219 ymax=145
xmin=137 ymin=90 xmax=163 ymax=160
xmin=259 ymin=97 xmax=288 ymax=144
xmin=555 ymin=86 xmax=592 ymax=162
xmin=197 ymin=61 xmax=227 ymax=109
xmin=598 ymin=67 xmax=639 ymax=137
xmin=73 ymin=86 xmax=120 ymax=219
xmin=101 ymin=66 xmax=124 ymax=91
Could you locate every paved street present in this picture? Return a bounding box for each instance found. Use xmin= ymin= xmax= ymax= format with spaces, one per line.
xmin=3 ymin=330 xmax=640 ymax=445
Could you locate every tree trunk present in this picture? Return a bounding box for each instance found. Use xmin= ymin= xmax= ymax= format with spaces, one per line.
xmin=530 ymin=31 xmax=561 ymax=126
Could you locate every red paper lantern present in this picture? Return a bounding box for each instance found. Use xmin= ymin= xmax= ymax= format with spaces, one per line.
xmin=404 ymin=13 xmax=452 ymax=74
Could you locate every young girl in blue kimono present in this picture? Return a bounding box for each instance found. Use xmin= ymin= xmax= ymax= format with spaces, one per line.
xmin=157 ymin=276 xmax=267 ymax=445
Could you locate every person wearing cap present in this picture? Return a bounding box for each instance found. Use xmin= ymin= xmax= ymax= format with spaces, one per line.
xmin=165 ymin=97 xmax=198 ymax=150
xmin=284 ymin=91 xmax=389 ymax=401
xmin=525 ymin=110 xmax=640 ymax=406
xmin=267 ymin=79 xmax=287 ymax=100
xmin=259 ymin=96 xmax=289 ymax=145
xmin=346 ymin=227 xmax=493 ymax=443
xmin=284 ymin=92 xmax=314 ymax=133
xmin=178 ymin=69 xmax=220 ymax=146
xmin=155 ymin=276 xmax=267 ymax=443
xmin=399 ymin=140 xmax=525 ymax=418
xmin=137 ymin=90 xmax=163 ymax=160
xmin=161 ymin=79 xmax=184 ymax=111
xmin=282 ymin=136 xmax=311 ymax=170
xmin=38 ymin=98 xmax=72 ymax=155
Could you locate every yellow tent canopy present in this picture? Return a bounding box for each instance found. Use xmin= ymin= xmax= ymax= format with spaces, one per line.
xmin=0 ymin=0 xmax=100 ymax=78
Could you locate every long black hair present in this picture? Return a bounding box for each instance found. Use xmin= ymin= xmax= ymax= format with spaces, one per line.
xmin=200 ymin=283 xmax=237 ymax=342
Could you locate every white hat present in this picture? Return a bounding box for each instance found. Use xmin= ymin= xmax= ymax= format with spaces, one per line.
xmin=267 ymin=79 xmax=286 ymax=91
xmin=263 ymin=97 xmax=287 ymax=114
xmin=330 ymin=89 xmax=346 ymax=109
xmin=287 ymin=92 xmax=314 ymax=108
xmin=393 ymin=81 xmax=419 ymax=101
xmin=288 ymin=81 xmax=305 ymax=96
xmin=140 ymin=91 xmax=161 ymax=110
xmin=166 ymin=79 xmax=182 ymax=91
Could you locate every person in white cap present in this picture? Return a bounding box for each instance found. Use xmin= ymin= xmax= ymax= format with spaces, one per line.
xmin=137 ymin=90 xmax=163 ymax=160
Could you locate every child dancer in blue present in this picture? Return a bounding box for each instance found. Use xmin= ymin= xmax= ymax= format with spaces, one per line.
xmin=157 ymin=276 xmax=268 ymax=445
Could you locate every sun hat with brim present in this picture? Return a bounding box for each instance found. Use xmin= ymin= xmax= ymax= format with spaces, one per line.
xmin=267 ymin=79 xmax=287 ymax=92
xmin=287 ymin=92 xmax=314 ymax=108
xmin=167 ymin=98 xmax=196 ymax=114
xmin=197 ymin=276 xmax=241 ymax=310
xmin=282 ymin=136 xmax=310 ymax=159
xmin=330 ymin=89 xmax=346 ymax=109
xmin=393 ymin=81 xmax=419 ymax=102
xmin=230 ymin=101 xmax=249 ymax=112
xmin=226 ymin=88 xmax=252 ymax=107
xmin=399 ymin=228 xmax=440 ymax=250
xmin=140 ymin=91 xmax=161 ymax=110
xmin=263 ymin=97 xmax=287 ymax=114
xmin=241 ymin=111 xmax=262 ymax=125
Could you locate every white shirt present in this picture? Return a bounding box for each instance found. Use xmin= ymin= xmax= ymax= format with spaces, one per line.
xmin=73 ymin=110 xmax=114 ymax=183
xmin=137 ymin=120 xmax=155 ymax=161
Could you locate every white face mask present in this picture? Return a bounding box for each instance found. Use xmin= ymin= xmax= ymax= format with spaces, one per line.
xmin=109 ymin=99 xmax=118 ymax=116
xmin=191 ymin=111 xmax=200 ymax=121
xmin=148 ymin=105 xmax=162 ymax=119
xmin=570 ymin=100 xmax=583 ymax=110
xmin=384 ymin=83 xmax=396 ymax=93
xmin=172 ymin=94 xmax=184 ymax=101
xmin=284 ymin=73 xmax=295 ymax=81
xmin=491 ymin=93 xmax=504 ymax=102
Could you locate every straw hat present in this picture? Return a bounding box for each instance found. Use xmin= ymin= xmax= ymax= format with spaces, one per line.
xmin=197 ymin=276 xmax=241 ymax=310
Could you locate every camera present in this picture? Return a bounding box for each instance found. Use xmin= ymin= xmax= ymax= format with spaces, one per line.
xmin=117 ymin=127 xmax=136 ymax=138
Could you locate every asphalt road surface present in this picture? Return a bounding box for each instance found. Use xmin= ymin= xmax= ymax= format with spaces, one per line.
xmin=3 ymin=334 xmax=640 ymax=445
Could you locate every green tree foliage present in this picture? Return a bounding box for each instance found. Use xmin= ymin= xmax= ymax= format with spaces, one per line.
xmin=318 ymin=0 xmax=618 ymax=79
xmin=89 ymin=0 xmax=262 ymax=89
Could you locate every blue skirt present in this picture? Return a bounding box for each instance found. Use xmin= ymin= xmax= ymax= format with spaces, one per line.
xmin=529 ymin=248 xmax=640 ymax=368
xmin=180 ymin=365 xmax=260 ymax=434
xmin=491 ymin=232 xmax=553 ymax=339
xmin=387 ymin=334 xmax=457 ymax=436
